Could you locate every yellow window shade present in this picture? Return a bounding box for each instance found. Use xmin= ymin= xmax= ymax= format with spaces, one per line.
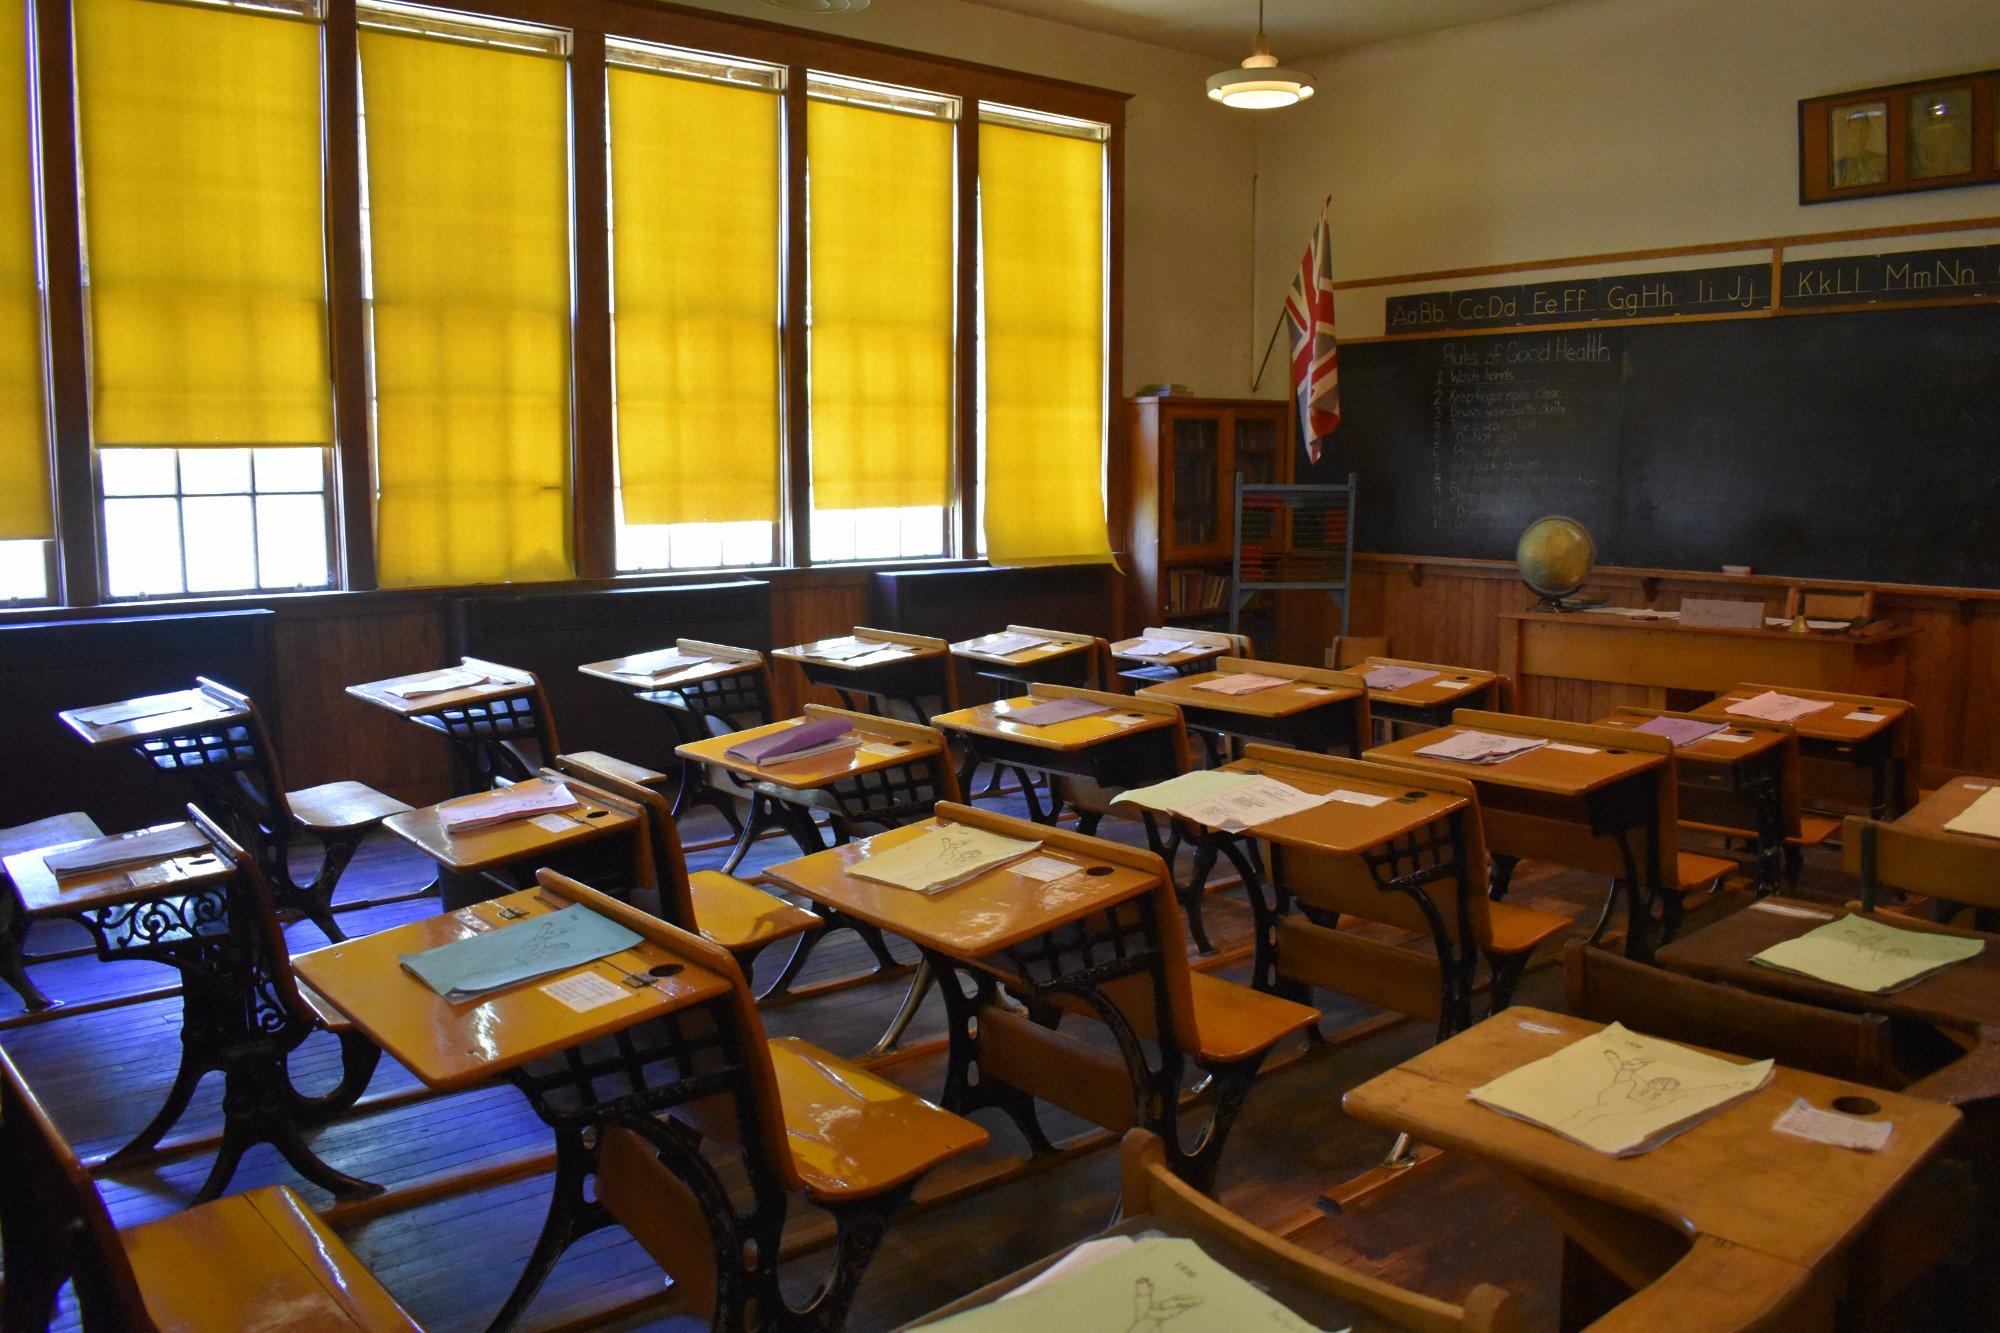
xmin=610 ymin=65 xmax=780 ymax=528
xmin=0 ymin=0 xmax=47 ymax=540
xmin=980 ymin=121 xmax=1110 ymax=566
xmin=361 ymin=26 xmax=572 ymax=588
xmin=74 ymin=0 xmax=330 ymax=448
xmin=807 ymin=97 xmax=954 ymax=513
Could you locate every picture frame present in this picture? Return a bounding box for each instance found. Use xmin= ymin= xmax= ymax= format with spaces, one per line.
xmin=1799 ymin=69 xmax=1998 ymax=203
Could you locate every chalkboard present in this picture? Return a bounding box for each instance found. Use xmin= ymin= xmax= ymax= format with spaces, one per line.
xmin=1305 ymin=305 xmax=2000 ymax=588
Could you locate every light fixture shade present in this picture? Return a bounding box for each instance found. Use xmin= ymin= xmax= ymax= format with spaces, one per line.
xmin=1206 ymin=64 xmax=1315 ymax=109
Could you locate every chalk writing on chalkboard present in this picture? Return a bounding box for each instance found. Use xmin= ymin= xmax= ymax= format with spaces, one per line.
xmin=1387 ymin=264 xmax=1769 ymax=334
xmin=1781 ymin=243 xmax=2000 ymax=309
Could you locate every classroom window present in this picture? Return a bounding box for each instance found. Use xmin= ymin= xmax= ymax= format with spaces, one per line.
xmin=805 ymin=73 xmax=957 ymax=563
xmin=976 ymin=105 xmax=1112 ymax=566
xmin=608 ymin=40 xmax=783 ymax=573
xmin=0 ymin=543 xmax=49 ymax=604
xmin=99 ymin=447 xmax=332 ymax=598
xmin=358 ymin=3 xmax=574 ymax=589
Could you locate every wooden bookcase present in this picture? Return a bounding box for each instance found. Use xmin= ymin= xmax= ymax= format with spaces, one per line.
xmin=1126 ymin=395 xmax=1292 ymax=629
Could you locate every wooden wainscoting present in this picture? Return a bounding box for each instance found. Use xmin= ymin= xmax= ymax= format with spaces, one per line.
xmin=1346 ymin=554 xmax=2000 ymax=788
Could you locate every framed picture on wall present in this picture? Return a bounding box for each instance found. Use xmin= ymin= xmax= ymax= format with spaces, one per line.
xmin=1800 ymin=69 xmax=1998 ymax=203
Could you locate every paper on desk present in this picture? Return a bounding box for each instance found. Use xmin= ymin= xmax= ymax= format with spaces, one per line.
xmin=850 ymin=824 xmax=1041 ymax=894
xmin=1006 ymin=697 xmax=1112 ymax=727
xmin=1010 ymin=854 xmax=1081 ymax=883
xmin=1326 ymin=788 xmax=1393 ymax=807
xmin=1724 ymin=690 xmax=1835 ymax=723
xmin=1944 ymin=788 xmax=2000 ymax=840
xmin=1753 ymin=915 xmax=1984 ymax=993
xmin=70 ymin=691 xmax=204 ymax=727
xmin=1469 ymin=1022 xmax=1774 ymax=1157
xmin=1771 ymin=1097 xmax=1892 ymax=1151
xmin=1192 ymin=672 xmax=1289 ymax=696
xmin=1415 ymin=730 xmax=1549 ymax=765
xmin=726 ymin=718 xmax=855 ymax=765
xmin=381 ymin=666 xmax=490 ymax=699
xmin=401 ymin=905 xmax=642 ymax=1001
xmin=613 ymin=647 xmax=711 ymax=681
xmin=1112 ymin=770 xmax=1257 ymax=814
xmin=436 ymin=782 xmax=579 ymax=834
xmin=541 ymin=971 xmax=631 ymax=1013
xmin=1363 ymin=664 xmax=1438 ymax=691
xmin=930 ymin=1236 xmax=1319 ymax=1332
xmin=1000 ymin=1235 xmax=1136 ymax=1301
xmin=846 ymin=647 xmax=915 ymax=668
xmin=1120 ymin=636 xmax=1196 ymax=658
xmin=971 ymin=632 xmax=1051 ymax=657
xmin=1173 ymin=776 xmax=1334 ymax=832
xmin=1634 ymin=716 xmax=1730 ymax=748
xmin=43 ymin=823 xmax=210 ymax=875
xmin=805 ymin=637 xmax=875 ymax=661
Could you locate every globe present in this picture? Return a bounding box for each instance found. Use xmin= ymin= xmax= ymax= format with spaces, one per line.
xmin=1516 ymin=516 xmax=1596 ymax=610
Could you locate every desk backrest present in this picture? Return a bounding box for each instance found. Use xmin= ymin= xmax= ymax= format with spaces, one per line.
xmin=1845 ymin=814 xmax=2000 ymax=912
xmin=1562 ymin=942 xmax=1893 ymax=1085
xmin=933 ymin=801 xmax=1200 ymax=1053
xmin=1250 ymin=747 xmax=1494 ymax=949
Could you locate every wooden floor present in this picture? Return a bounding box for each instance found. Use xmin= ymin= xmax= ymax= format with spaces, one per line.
xmin=0 ymin=770 xmax=1898 ymax=1331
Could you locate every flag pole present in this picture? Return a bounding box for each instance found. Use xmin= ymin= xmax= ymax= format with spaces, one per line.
xmin=1249 ymin=305 xmax=1287 ymax=392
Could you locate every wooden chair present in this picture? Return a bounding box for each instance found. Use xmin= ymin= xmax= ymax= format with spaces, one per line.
xmin=912 ymin=1129 xmax=1520 ymax=1330
xmin=1325 ymin=633 xmax=1389 ymax=669
xmin=543 ymin=869 xmax=988 ymax=1330
xmin=1784 ymin=585 xmax=1874 ymax=624
xmin=553 ymin=751 xmax=820 ymax=976
xmin=1247 ymin=748 xmax=1570 ymax=1039
xmin=1562 ymin=940 xmax=1893 ymax=1083
xmin=0 ymin=811 xmax=100 ymax=1010
xmin=138 ymin=678 xmax=411 ymax=942
xmin=0 ymin=1044 xmax=420 ymax=1332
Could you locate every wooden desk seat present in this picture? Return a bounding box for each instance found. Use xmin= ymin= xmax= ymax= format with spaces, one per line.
xmin=1085 ymin=968 xmax=1320 ymax=1065
xmin=0 ymin=811 xmax=100 ymax=1011
xmin=766 ymin=1035 xmax=988 ymax=1198
xmin=287 ymin=780 xmax=412 ymax=832
xmin=560 ymin=749 xmax=670 ymax=790
xmin=0 ymin=1045 xmax=415 ymax=1333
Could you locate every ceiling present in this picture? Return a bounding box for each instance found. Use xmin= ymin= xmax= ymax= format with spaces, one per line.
xmin=957 ymin=0 xmax=1574 ymax=63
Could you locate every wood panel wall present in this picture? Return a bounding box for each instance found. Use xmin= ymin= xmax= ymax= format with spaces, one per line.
xmin=1345 ymin=553 xmax=2000 ymax=789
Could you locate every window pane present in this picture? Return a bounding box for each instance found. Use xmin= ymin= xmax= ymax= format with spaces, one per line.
xmin=179 ymin=447 xmax=252 ymax=495
xmin=256 ymin=492 xmax=329 ymax=588
xmin=0 ymin=539 xmax=46 ymax=601
xmin=100 ymin=447 xmax=179 ymax=496
xmin=254 ymin=446 xmax=325 ymax=492
xmin=104 ymin=497 xmax=185 ymax=597
xmin=181 ymin=494 xmax=256 ymax=591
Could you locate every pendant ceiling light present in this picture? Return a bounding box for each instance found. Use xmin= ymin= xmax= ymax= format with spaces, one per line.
xmin=1207 ymin=0 xmax=1314 ymax=109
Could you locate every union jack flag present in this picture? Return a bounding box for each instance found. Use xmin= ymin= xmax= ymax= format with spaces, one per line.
xmin=1284 ymin=199 xmax=1340 ymax=463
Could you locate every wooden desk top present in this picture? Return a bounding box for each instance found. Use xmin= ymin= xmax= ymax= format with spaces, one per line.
xmin=1107 ymin=636 xmax=1226 ymax=667
xmin=1694 ymin=685 xmax=1910 ymax=745
xmin=294 ymin=883 xmax=730 ymax=1093
xmin=1359 ymin=657 xmax=1497 ymax=709
xmin=1206 ymin=753 xmax=1469 ymax=855
xmin=578 ymin=643 xmax=760 ymax=693
xmin=1657 ymin=899 xmax=2000 ymax=1034
xmin=1898 ymin=775 xmax=2000 ymax=841
xmin=4 ymin=823 xmax=232 ymax=918
xmin=1595 ymin=711 xmax=1788 ymax=768
xmin=1506 ymin=608 xmax=1917 ymax=647
xmin=1343 ymin=1007 xmax=1959 ymax=1272
xmin=949 ymin=629 xmax=1096 ymax=670
xmin=1139 ymin=660 xmax=1363 ymax=719
xmin=346 ymin=659 xmax=536 ymax=717
xmin=382 ymin=777 xmax=636 ymax=873
xmin=676 ymin=714 xmax=942 ymax=791
xmin=1368 ymin=720 xmax=1666 ymax=799
xmin=772 ymin=628 xmax=945 ymax=671
xmin=931 ymin=694 xmax=1175 ymax=752
xmin=59 ymin=687 xmax=245 ymax=747
xmin=762 ymin=818 xmax=1157 ymax=958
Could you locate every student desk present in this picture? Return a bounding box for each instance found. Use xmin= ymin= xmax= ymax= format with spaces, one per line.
xmin=382 ymin=776 xmax=642 ymax=909
xmin=5 ymin=824 xmax=376 ymax=1202
xmin=949 ymin=626 xmax=1102 ymax=691
xmin=1497 ymin=609 xmax=1914 ymax=713
xmin=0 ymin=811 xmax=100 ymax=1010
xmin=578 ymin=639 xmax=769 ymax=828
xmin=932 ymin=688 xmax=1183 ymax=827
xmin=1138 ymin=660 xmax=1368 ymax=763
xmin=1367 ymin=712 xmax=1681 ymax=961
xmin=773 ymin=628 xmax=952 ymax=722
xmin=1693 ymin=684 xmax=1914 ymax=818
xmin=1344 ymin=1008 xmax=1960 ymax=1330
xmin=294 ymin=882 xmax=738 ymax=1329
xmin=347 ymin=658 xmax=556 ymax=791
xmin=764 ymin=809 xmax=1318 ymax=1189
xmin=1357 ymin=656 xmax=1501 ymax=737
xmin=1596 ymin=710 xmax=1795 ymax=892
xmin=1107 ymin=631 xmax=1230 ymax=685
